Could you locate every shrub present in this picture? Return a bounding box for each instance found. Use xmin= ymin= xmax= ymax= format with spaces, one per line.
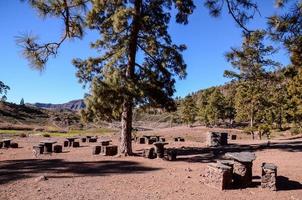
xmin=42 ymin=133 xmax=51 ymax=137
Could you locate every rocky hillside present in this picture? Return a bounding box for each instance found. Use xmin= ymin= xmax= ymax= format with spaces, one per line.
xmin=0 ymin=101 xmax=82 ymax=130
xmin=31 ymin=99 xmax=85 ymax=111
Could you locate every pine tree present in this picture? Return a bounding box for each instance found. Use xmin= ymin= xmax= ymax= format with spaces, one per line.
xmin=224 ymin=30 xmax=280 ymax=128
xmin=16 ymin=0 xmax=261 ymax=155
xmin=206 ymin=88 xmax=226 ymax=126
xmin=17 ymin=0 xmax=195 ymax=155
xmin=0 ymin=81 xmax=10 ymax=101
xmin=268 ymin=0 xmax=302 ymax=127
xmin=180 ymin=95 xmax=197 ymax=126
xmin=20 ymin=98 xmax=25 ymax=106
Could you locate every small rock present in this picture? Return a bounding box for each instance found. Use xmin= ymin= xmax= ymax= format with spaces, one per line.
xmin=35 ymin=176 xmax=48 ymax=182
xmin=187 ymin=176 xmax=191 ymax=178
xmin=37 ymin=188 xmax=41 ymax=192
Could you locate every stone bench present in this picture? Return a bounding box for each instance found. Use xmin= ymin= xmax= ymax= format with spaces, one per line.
xmin=202 ymin=163 xmax=233 ymax=190
xmin=92 ymin=146 xmax=101 ymax=155
xmin=53 ymin=145 xmax=62 ymax=153
xmin=103 ymin=145 xmax=118 ymax=156
xmin=261 ymin=163 xmax=277 ymax=191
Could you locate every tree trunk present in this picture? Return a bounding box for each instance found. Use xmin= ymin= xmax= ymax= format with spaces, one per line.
xmin=119 ymin=0 xmax=142 ymax=156
xmin=120 ymin=98 xmax=133 ymax=155
xmin=250 ymin=107 xmax=254 ymax=128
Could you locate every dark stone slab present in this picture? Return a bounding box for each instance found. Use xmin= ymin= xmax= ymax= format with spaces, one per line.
xmin=63 ymin=140 xmax=69 ymax=147
xmin=81 ymin=138 xmax=87 ymax=143
xmin=138 ymin=137 xmax=145 ymax=144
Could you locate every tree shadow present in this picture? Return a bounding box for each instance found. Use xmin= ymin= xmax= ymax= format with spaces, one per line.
xmin=0 ymin=159 xmax=161 ymax=185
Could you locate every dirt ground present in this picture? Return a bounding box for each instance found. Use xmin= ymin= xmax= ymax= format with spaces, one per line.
xmin=0 ymin=128 xmax=302 ymax=200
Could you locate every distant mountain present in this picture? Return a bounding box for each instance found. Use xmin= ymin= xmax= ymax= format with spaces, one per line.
xmin=32 ymin=99 xmax=85 ymax=111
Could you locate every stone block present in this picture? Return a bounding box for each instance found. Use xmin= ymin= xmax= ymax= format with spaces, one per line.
xmin=164 ymin=149 xmax=177 ymax=161
xmin=92 ymin=146 xmax=101 ymax=155
xmin=143 ymin=147 xmax=156 ymax=159
xmin=202 ymin=163 xmax=233 ymax=190
xmin=89 ymin=138 xmax=97 ymax=143
xmin=232 ymin=161 xmax=253 ymax=187
xmin=103 ymin=145 xmax=118 ymax=156
xmin=10 ymin=142 xmax=18 ymax=148
xmin=73 ymin=141 xmax=80 ymax=148
xmin=63 ymin=140 xmax=69 ymax=147
xmin=207 ymin=132 xmax=228 ymax=147
xmin=138 ymin=137 xmax=145 ymax=144
xmin=81 ymin=138 xmax=87 ymax=143
xmin=261 ymin=163 xmax=277 ymax=191
xmin=53 ymin=145 xmax=62 ymax=153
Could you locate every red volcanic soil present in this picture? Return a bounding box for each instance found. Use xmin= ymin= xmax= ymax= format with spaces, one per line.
xmin=1 ymin=128 xmax=302 ymax=200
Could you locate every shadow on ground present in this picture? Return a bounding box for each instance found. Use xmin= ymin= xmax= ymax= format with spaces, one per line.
xmin=0 ymin=159 xmax=161 ymax=185
xmin=172 ymin=139 xmax=302 ymax=163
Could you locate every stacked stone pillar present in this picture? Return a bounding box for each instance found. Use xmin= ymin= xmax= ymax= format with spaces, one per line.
xmin=261 ymin=163 xmax=277 ymax=191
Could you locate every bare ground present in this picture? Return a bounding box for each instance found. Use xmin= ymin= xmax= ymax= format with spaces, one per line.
xmin=0 ymin=127 xmax=302 ymax=200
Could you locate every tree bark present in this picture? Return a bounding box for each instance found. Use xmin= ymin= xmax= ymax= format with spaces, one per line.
xmin=119 ymin=0 xmax=142 ymax=156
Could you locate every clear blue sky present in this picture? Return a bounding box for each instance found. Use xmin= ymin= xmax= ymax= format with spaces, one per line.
xmin=0 ymin=0 xmax=289 ymax=104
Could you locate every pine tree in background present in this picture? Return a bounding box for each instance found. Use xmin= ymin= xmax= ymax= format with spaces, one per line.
xmin=206 ymin=88 xmax=226 ymax=126
xmin=268 ymin=0 xmax=302 ymax=127
xmin=0 ymin=81 xmax=10 ymax=102
xmin=20 ymin=98 xmax=25 ymax=106
xmin=224 ymin=30 xmax=280 ymax=128
xmin=180 ymin=95 xmax=197 ymax=126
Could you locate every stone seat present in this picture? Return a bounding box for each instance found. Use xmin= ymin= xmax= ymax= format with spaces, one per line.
xmin=103 ymin=145 xmax=118 ymax=156
xmin=261 ymin=163 xmax=277 ymax=191
xmin=201 ymin=163 xmax=233 ymax=190
xmin=92 ymin=146 xmax=101 ymax=155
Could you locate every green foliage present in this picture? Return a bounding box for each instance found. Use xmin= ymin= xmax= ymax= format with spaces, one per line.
xmin=180 ymin=95 xmax=197 ymax=126
xmin=0 ymin=81 xmax=10 ymax=101
xmin=225 ymin=30 xmax=280 ymax=128
xmin=42 ymin=133 xmax=50 ymax=137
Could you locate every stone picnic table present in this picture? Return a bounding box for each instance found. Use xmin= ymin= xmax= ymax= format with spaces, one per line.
xmin=2 ymin=138 xmax=12 ymax=148
xmin=225 ymin=152 xmax=256 ymax=187
xmin=40 ymin=140 xmax=57 ymax=153
xmin=66 ymin=137 xmax=78 ymax=147
xmin=153 ymin=142 xmax=169 ymax=158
